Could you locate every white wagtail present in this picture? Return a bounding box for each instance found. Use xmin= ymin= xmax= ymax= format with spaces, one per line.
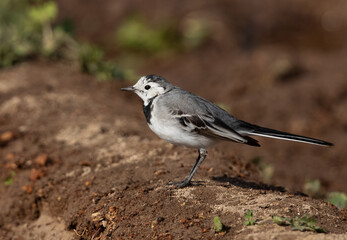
xmin=121 ymin=75 xmax=333 ymax=188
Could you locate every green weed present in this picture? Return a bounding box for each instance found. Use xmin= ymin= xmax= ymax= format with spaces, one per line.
xmin=272 ymin=215 xmax=289 ymax=226
xmin=213 ymin=216 xmax=224 ymax=233
xmin=115 ymin=15 xmax=211 ymax=54
xmin=181 ymin=17 xmax=211 ymax=49
xmin=327 ymin=192 xmax=347 ymax=209
xmin=243 ymin=210 xmax=256 ymax=226
xmin=272 ymin=215 xmax=326 ymax=233
xmin=0 ymin=0 xmax=58 ymax=66
xmin=252 ymin=157 xmax=274 ymax=183
xmin=0 ymin=0 xmax=131 ymax=81
xmin=115 ymin=16 xmax=179 ymax=54
xmin=303 ymin=179 xmax=325 ymax=198
xmin=79 ymin=44 xmax=134 ymax=81
xmin=4 ymin=171 xmax=16 ymax=186
xmin=302 ymin=179 xmax=347 ymax=209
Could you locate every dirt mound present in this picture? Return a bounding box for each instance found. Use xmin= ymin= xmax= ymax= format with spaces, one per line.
xmin=0 ymin=62 xmax=346 ymax=239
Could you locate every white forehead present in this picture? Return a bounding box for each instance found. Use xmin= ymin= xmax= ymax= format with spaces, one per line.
xmin=137 ymin=76 xmax=163 ymax=86
xmin=133 ymin=76 xmax=146 ymax=88
xmin=140 ymin=76 xmax=149 ymax=84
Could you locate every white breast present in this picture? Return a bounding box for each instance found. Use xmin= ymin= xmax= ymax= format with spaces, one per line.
xmin=147 ymin=98 xmax=216 ymax=148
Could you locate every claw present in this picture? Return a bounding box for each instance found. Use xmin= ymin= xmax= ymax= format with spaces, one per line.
xmin=172 ymin=181 xmax=191 ymax=188
xmin=167 ymin=180 xmax=204 ymax=188
xmin=167 ymin=181 xmax=190 ymax=188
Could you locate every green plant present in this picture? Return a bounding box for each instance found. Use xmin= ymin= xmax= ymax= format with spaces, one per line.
xmin=4 ymin=171 xmax=16 ymax=186
xmin=327 ymin=192 xmax=347 ymax=209
xmin=182 ymin=17 xmax=211 ymax=49
xmin=0 ymin=0 xmax=65 ymax=66
xmin=213 ymin=216 xmax=224 ymax=233
xmin=115 ymin=15 xmax=211 ymax=54
xmin=79 ymin=44 xmax=134 ymax=81
xmin=272 ymin=215 xmax=326 ymax=233
xmin=252 ymin=157 xmax=274 ymax=183
xmin=303 ymin=179 xmax=325 ymax=198
xmin=115 ymin=16 xmax=180 ymax=54
xmin=243 ymin=210 xmax=256 ymax=226
xmin=302 ymin=179 xmax=347 ymax=209
xmin=272 ymin=215 xmax=289 ymax=226
xmin=0 ymin=0 xmax=131 ymax=81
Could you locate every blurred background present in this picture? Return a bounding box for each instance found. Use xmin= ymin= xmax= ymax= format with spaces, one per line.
xmin=1 ymin=0 xmax=347 ymax=206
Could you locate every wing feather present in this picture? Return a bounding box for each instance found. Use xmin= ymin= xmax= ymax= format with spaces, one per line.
xmin=171 ymin=111 xmax=249 ymax=144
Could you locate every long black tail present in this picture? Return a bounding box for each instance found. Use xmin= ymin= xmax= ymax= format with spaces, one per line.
xmin=239 ymin=121 xmax=333 ymax=146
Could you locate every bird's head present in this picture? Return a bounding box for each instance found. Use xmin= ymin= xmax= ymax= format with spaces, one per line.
xmin=121 ymin=75 xmax=173 ymax=104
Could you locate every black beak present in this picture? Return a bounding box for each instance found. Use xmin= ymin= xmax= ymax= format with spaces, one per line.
xmin=121 ymin=86 xmax=135 ymax=91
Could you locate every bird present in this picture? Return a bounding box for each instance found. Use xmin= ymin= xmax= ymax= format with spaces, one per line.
xmin=121 ymin=74 xmax=333 ymax=188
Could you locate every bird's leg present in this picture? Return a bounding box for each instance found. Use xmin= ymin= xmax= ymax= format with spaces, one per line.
xmin=172 ymin=148 xmax=207 ymax=188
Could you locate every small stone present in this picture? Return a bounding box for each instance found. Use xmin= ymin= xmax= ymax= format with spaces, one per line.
xmin=79 ymin=160 xmax=91 ymax=166
xmin=102 ymin=220 xmax=107 ymax=227
xmin=91 ymin=212 xmax=104 ymax=222
xmin=4 ymin=162 xmax=17 ymax=169
xmin=37 ymin=188 xmax=44 ymax=197
xmin=109 ymin=206 xmax=116 ymax=213
xmin=180 ymin=218 xmax=188 ymax=224
xmin=35 ymin=154 xmax=48 ymax=166
xmin=5 ymin=153 xmax=15 ymax=161
xmin=0 ymin=131 xmax=14 ymax=143
xmin=22 ymin=184 xmax=33 ymax=194
xmin=85 ymin=180 xmax=91 ymax=187
xmin=151 ymin=219 xmax=158 ymax=228
xmin=30 ymin=168 xmax=45 ymax=181
xmin=154 ymin=169 xmax=168 ymax=175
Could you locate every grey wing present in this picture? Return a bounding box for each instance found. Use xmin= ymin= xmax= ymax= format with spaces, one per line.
xmin=164 ymin=88 xmax=260 ymax=146
xmin=170 ymin=110 xmax=259 ymax=146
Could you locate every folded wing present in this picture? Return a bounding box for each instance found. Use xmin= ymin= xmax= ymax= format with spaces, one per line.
xmin=171 ymin=110 xmax=260 ymax=147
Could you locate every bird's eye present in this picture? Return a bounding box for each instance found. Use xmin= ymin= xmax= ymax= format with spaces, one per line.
xmin=144 ymin=85 xmax=151 ymax=90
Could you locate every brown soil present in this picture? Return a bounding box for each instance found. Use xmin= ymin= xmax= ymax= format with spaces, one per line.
xmin=0 ymin=61 xmax=346 ymax=239
xmin=1 ymin=1 xmax=347 ymax=239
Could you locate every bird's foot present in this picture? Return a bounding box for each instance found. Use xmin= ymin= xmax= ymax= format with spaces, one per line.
xmin=167 ymin=180 xmax=204 ymax=188
xmin=168 ymin=180 xmax=191 ymax=188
